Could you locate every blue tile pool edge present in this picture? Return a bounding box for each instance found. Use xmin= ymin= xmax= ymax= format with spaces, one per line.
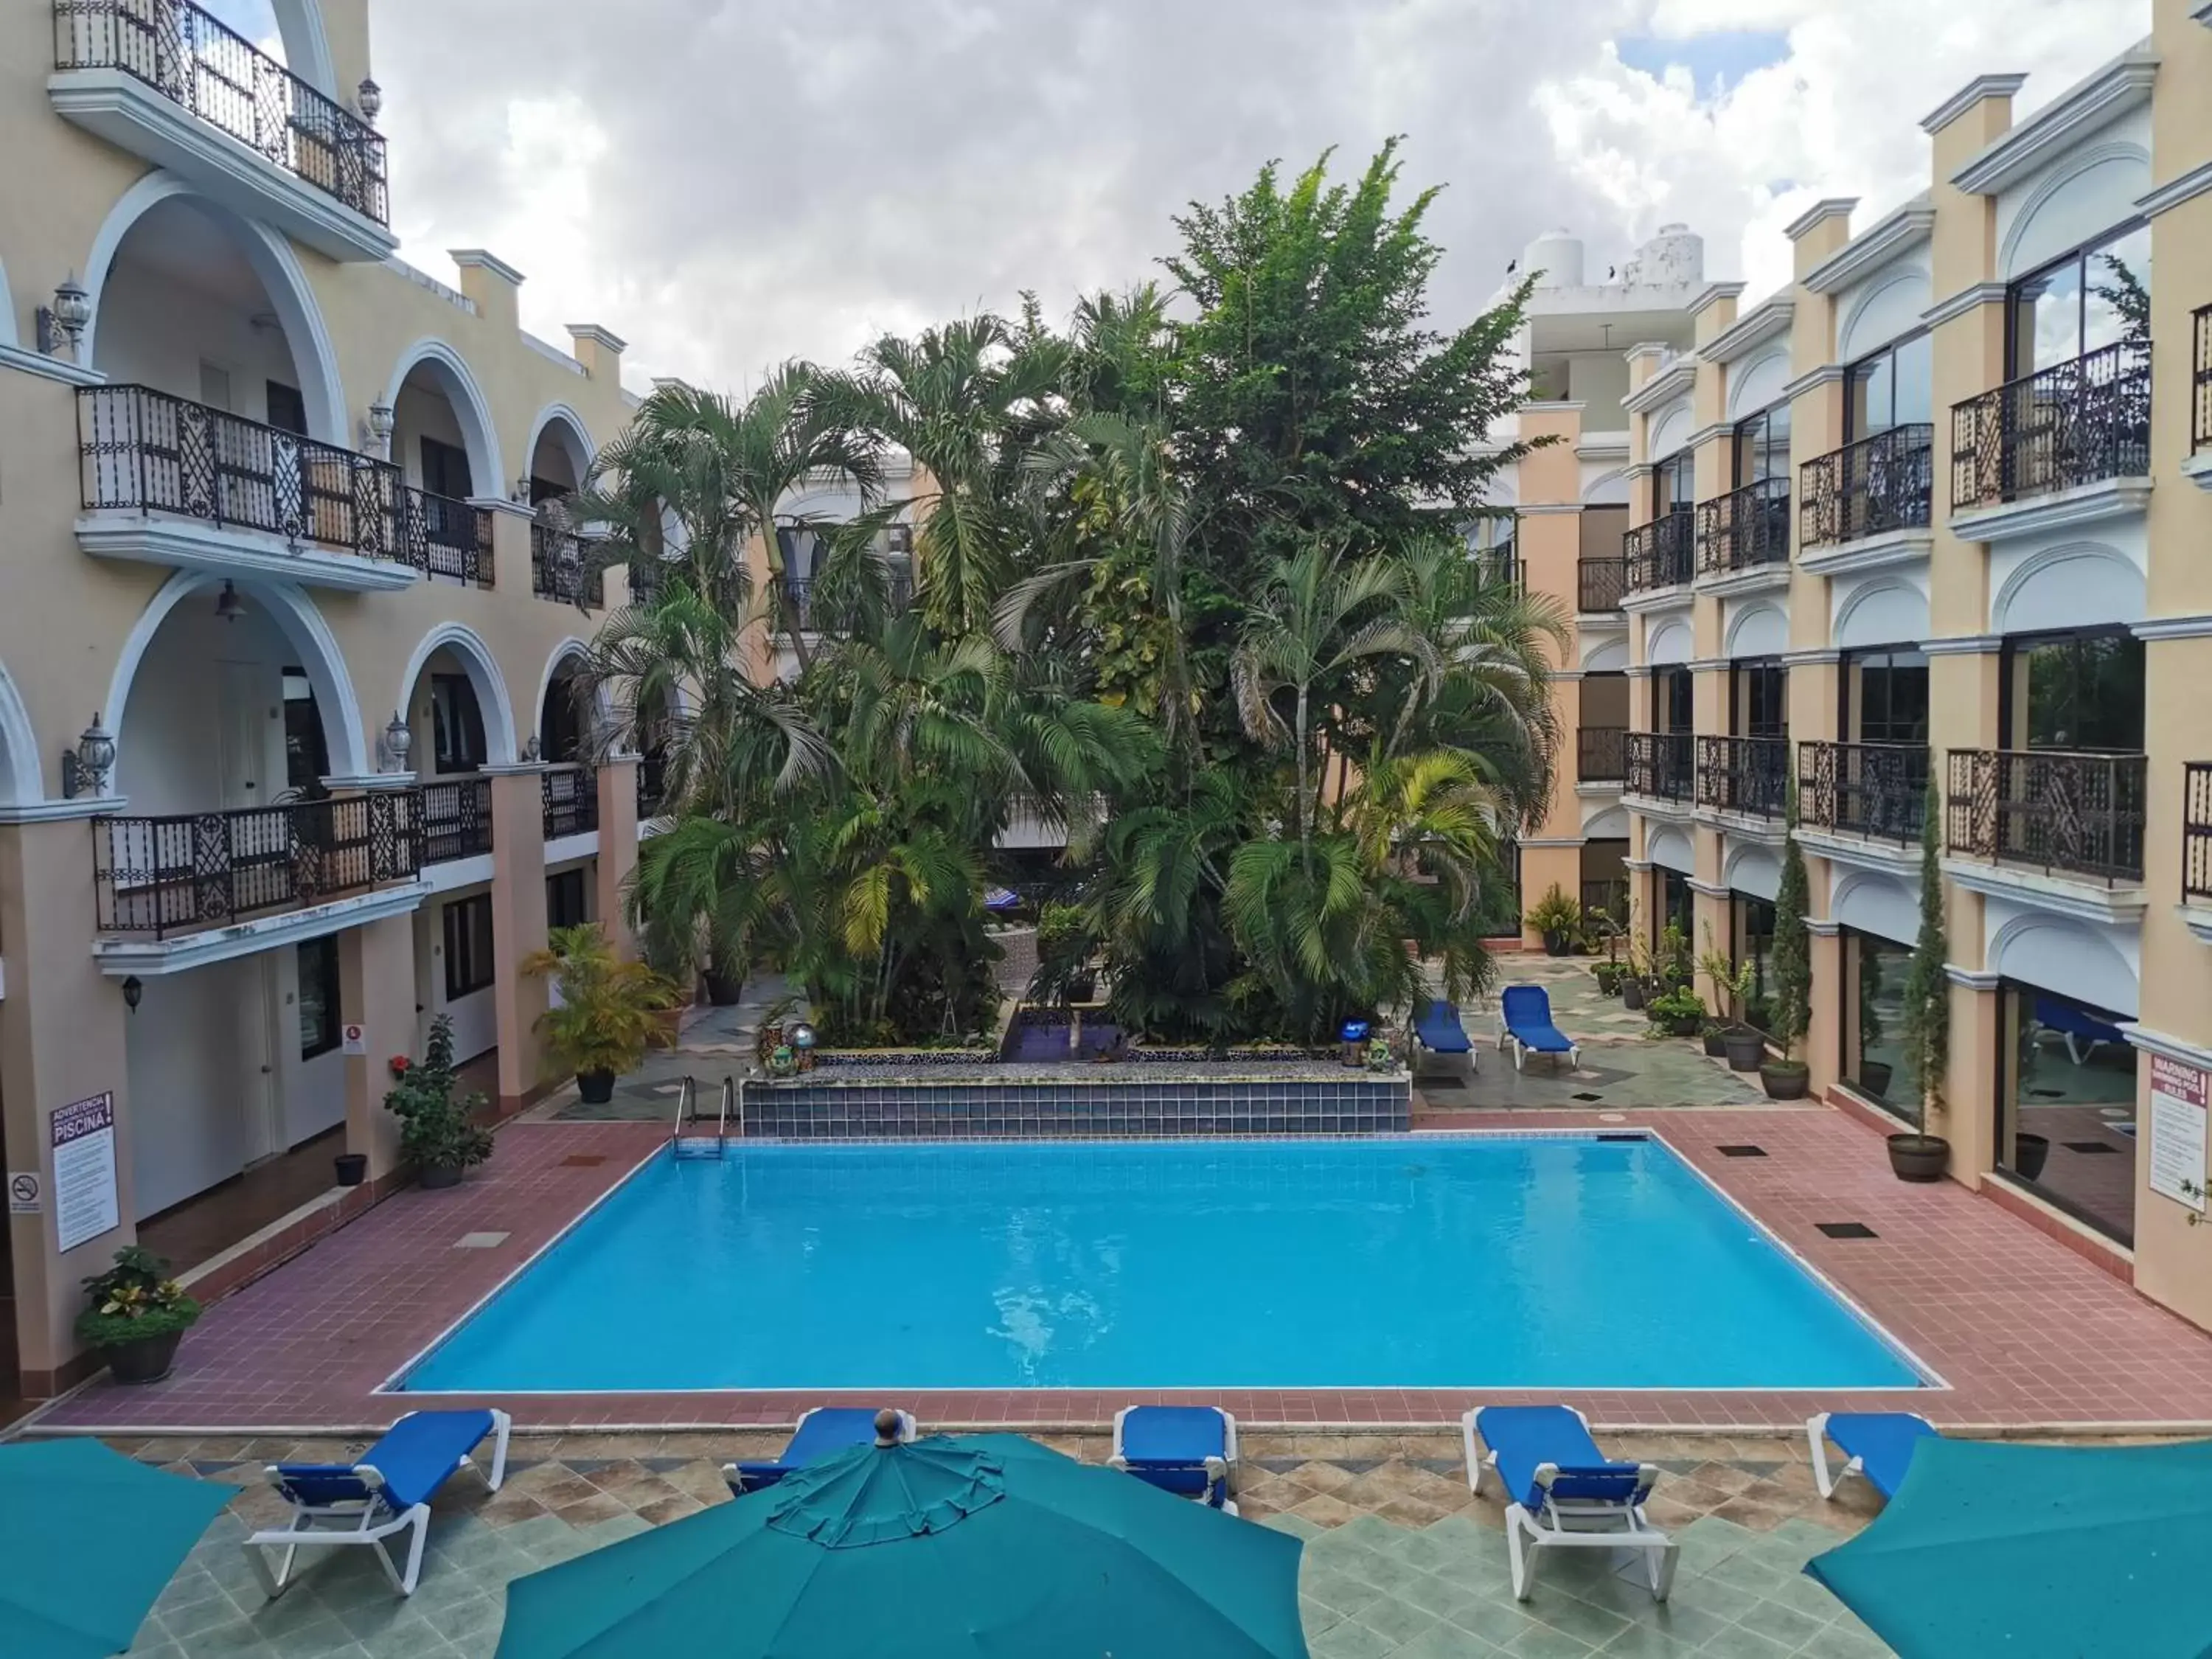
xmin=378 ymin=1129 xmax=1948 ymax=1398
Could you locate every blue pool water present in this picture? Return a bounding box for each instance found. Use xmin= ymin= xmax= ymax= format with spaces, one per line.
xmin=400 ymin=1137 xmax=1921 ymax=1391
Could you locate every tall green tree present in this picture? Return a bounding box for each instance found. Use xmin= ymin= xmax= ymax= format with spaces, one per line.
xmin=1899 ymin=801 xmax=1950 ymax=1124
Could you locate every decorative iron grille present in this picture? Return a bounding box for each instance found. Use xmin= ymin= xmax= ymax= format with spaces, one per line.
xmin=1577 ymin=726 xmax=1627 ymax=782
xmin=1800 ymin=425 xmax=1933 ymax=551
xmin=2195 ymin=305 xmax=2212 ymax=456
xmin=420 ymin=777 xmax=492 ymax=863
xmin=2188 ymin=762 xmax=2212 ymax=902
xmin=1696 ymin=735 xmax=1789 ymax=818
xmin=53 ymin=0 xmax=389 ymax=225
xmin=530 ymin=524 xmax=604 ymax=606
xmin=1945 ymin=748 xmax=2146 ymax=883
xmin=1577 ymin=557 xmax=1626 ymax=613
xmin=636 ymin=753 xmax=668 ymax=818
xmin=1950 ymin=341 xmax=2152 ymax=512
xmin=78 ymin=384 xmax=402 ymax=560
xmin=1624 ymin=511 xmax=1695 ymax=593
xmin=401 ymin=487 xmax=492 ymax=586
xmin=1624 ymin=731 xmax=1694 ymax=802
xmin=779 ymin=575 xmax=816 ymax=633
xmin=1797 ymin=740 xmax=1927 ymax=841
xmin=541 ymin=765 xmax=599 ymax=840
xmin=94 ymin=790 xmax=420 ymax=936
xmin=1694 ymin=477 xmax=1791 ymax=575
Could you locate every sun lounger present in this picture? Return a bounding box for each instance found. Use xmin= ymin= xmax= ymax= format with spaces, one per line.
xmin=1413 ymin=999 xmax=1478 ymax=1074
xmin=1806 ymin=1411 xmax=1938 ymax=1501
xmin=2033 ymin=996 xmax=2126 ymax=1066
xmin=1497 ymin=984 xmax=1580 ymax=1071
xmin=245 ymin=1408 xmax=512 ymax=1597
xmin=1110 ymin=1405 xmax=1239 ymax=1514
xmin=1464 ymin=1406 xmax=1676 ymax=1601
xmin=723 ymin=1408 xmax=917 ymax=1495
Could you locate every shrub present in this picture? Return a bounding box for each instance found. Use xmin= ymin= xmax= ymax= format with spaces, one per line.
xmin=76 ymin=1245 xmax=200 ymax=1349
xmin=1770 ymin=821 xmax=1813 ymax=1067
xmin=1523 ymin=883 xmax=1584 ymax=938
xmin=386 ymin=1014 xmax=494 ymax=1172
xmin=524 ymin=924 xmax=684 ymax=1081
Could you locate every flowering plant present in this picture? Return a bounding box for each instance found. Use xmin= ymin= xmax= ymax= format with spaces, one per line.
xmin=389 ymin=1054 xmax=412 ymax=1079
xmin=76 ymin=1245 xmax=201 ymax=1346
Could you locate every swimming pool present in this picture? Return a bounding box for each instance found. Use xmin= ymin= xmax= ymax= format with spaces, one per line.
xmin=398 ymin=1135 xmax=1924 ymax=1392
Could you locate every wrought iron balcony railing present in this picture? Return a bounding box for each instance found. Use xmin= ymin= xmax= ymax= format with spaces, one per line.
xmin=1696 ymin=734 xmax=1789 ymax=818
xmin=2195 ymin=305 xmax=2212 ymax=455
xmin=1798 ymin=740 xmax=1927 ymax=841
xmin=1695 ymin=477 xmax=1791 ymax=575
xmin=401 ymin=487 xmax=493 ymax=587
xmin=1624 ymin=731 xmax=1694 ymax=803
xmin=1581 ymin=879 xmax=1629 ymax=927
xmin=1951 ymin=341 xmax=2152 ymax=512
xmin=54 ymin=0 xmax=389 ymax=226
xmin=420 ymin=777 xmax=491 ymax=865
xmin=2187 ymin=762 xmax=2212 ymax=903
xmin=1474 ymin=551 xmax=1526 ymax=589
xmin=1577 ymin=557 xmax=1626 ymax=613
xmin=636 ymin=753 xmax=668 ymax=818
xmin=1801 ymin=425 xmax=1934 ymax=551
xmin=530 ymin=524 xmax=604 ymax=606
xmin=94 ymin=790 xmax=420 ymax=936
xmin=541 ymin=765 xmax=598 ymax=840
xmin=1946 ymin=747 xmax=2147 ymax=884
xmin=79 ymin=384 xmax=403 ymax=562
xmin=1577 ymin=726 xmax=1627 ymax=782
xmin=1624 ymin=511 xmax=1695 ymax=593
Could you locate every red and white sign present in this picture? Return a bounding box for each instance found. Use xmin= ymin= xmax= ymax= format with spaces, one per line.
xmin=2149 ymin=1054 xmax=2208 ymax=1214
xmin=342 ymin=1023 xmax=367 ymax=1057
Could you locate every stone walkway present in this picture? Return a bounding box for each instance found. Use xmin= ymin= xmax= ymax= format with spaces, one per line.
xmin=111 ymin=1430 xmax=1896 ymax=1658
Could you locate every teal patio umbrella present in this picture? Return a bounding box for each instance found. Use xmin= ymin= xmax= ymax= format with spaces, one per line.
xmin=498 ymin=1426 xmax=1309 ymax=1658
xmin=0 ymin=1437 xmax=234 ymax=1658
xmin=1805 ymin=1436 xmax=2212 ymax=1658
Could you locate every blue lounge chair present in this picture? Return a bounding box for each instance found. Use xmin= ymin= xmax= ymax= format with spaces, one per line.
xmin=1110 ymin=1405 xmax=1239 ymax=1513
xmin=1464 ymin=1406 xmax=1676 ymax=1601
xmin=723 ymin=1408 xmax=917 ymax=1495
xmin=1413 ymin=999 xmax=1478 ymax=1075
xmin=1807 ymin=1411 xmax=1939 ymax=1501
xmin=245 ymin=1407 xmax=512 ymax=1597
xmin=2033 ymin=996 xmax=2126 ymax=1066
xmin=1497 ymin=984 xmax=1580 ymax=1071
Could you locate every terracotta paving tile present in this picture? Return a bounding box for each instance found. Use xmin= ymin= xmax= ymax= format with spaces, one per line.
xmin=22 ymin=1111 xmax=2212 ymax=1436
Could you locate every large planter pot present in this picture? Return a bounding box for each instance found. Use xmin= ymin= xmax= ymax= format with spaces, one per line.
xmin=1702 ymin=1029 xmax=1729 ymax=1059
xmin=1621 ymin=978 xmax=1647 ymax=1012
xmin=420 ymin=1162 xmax=465 ymax=1190
xmin=1541 ymin=930 xmax=1569 ymax=958
xmin=1724 ymin=1027 xmax=1767 ymax=1072
xmin=2011 ymin=1132 xmax=2052 ymax=1183
xmin=1759 ymin=1061 xmax=1810 ymax=1101
xmin=1660 ymin=1012 xmax=1703 ymax=1039
xmin=702 ymin=969 xmax=743 ymax=1006
xmin=1860 ymin=1060 xmax=1893 ymax=1097
xmin=102 ymin=1329 xmax=184 ymax=1385
xmin=1593 ymin=967 xmax=1624 ymax=996
xmin=577 ymin=1069 xmax=616 ymax=1106
xmin=1888 ymin=1133 xmax=1952 ymax=1183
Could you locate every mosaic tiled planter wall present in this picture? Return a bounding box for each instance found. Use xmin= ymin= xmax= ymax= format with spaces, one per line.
xmin=740 ymin=1076 xmax=1411 ymax=1138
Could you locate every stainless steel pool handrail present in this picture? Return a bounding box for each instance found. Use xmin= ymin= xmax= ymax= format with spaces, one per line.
xmin=717 ymin=1075 xmax=734 ymax=1144
xmin=669 ymin=1075 xmax=697 ymax=1147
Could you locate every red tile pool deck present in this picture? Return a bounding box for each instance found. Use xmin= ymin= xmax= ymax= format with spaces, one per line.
xmin=27 ymin=1110 xmax=2212 ymax=1436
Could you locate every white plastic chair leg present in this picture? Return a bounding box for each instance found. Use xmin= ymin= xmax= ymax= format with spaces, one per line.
xmin=1806 ymin=1413 xmax=1840 ymax=1499
xmin=1648 ymin=1539 xmax=1680 ymax=1601
xmin=1506 ymin=1507 xmax=1537 ymax=1599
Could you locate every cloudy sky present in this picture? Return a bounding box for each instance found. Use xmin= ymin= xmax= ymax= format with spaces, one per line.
xmin=233 ymin=0 xmax=2143 ymax=392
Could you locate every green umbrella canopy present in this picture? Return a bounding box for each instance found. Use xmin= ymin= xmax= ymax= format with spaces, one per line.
xmin=1805 ymin=1436 xmax=2212 ymax=1659
xmin=498 ymin=1430 xmax=1310 ymax=1658
xmin=0 ymin=1438 xmax=234 ymax=1659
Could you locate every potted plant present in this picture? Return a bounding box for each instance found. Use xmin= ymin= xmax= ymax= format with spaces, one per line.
xmin=1699 ymin=926 xmax=1766 ymax=1072
xmin=77 ymin=1245 xmax=200 ymax=1385
xmin=386 ymin=1015 xmax=493 ymax=1186
xmin=1761 ymin=817 xmax=1813 ymax=1101
xmin=1646 ymin=986 xmax=1707 ymax=1039
xmin=1700 ymin=1015 xmax=1730 ymax=1058
xmin=1621 ymin=902 xmax=1652 ymax=1009
xmin=1524 ymin=885 xmax=1584 ymax=957
xmin=1593 ymin=960 xmax=1625 ymax=996
xmin=525 ymin=924 xmax=683 ymax=1105
xmin=1890 ymin=807 xmax=1952 ymax=1179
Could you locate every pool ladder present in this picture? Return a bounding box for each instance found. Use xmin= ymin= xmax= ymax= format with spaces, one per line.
xmin=670 ymin=1075 xmax=738 ymax=1159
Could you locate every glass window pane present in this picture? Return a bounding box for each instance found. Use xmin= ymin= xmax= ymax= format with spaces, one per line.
xmin=298 ymin=936 xmax=338 ymax=1059
xmin=1846 ymin=933 xmax=1920 ymax=1121
xmin=1891 ymin=334 xmax=1933 ymax=426
xmin=1997 ymin=984 xmax=2137 ymax=1244
xmin=1848 ymin=357 xmax=1890 ymax=441
xmin=2013 ymin=258 xmax=2084 ymax=374
xmin=2084 ymin=224 xmax=2151 ymax=356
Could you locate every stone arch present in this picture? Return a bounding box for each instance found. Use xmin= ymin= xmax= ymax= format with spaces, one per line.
xmin=79 ymin=174 xmax=347 ymax=444
xmin=1646 ymin=618 xmax=1693 ymax=666
xmin=1725 ymin=603 xmax=1788 ymax=659
xmin=1582 ymin=636 xmax=1630 ymax=673
xmin=1647 ymin=825 xmax=1694 ymax=873
xmin=1723 ymin=844 xmax=1781 ymax=900
xmin=1582 ymin=802 xmax=1630 ymax=839
xmin=1581 ymin=467 xmax=1632 ymax=505
xmin=1834 ymin=579 xmax=1930 ymax=650
xmin=397 ymin=622 xmax=518 ymax=766
xmin=383 ymin=339 xmax=505 ymax=498
xmin=524 ymin=402 xmax=596 ymax=492
xmin=1992 ymin=541 xmax=2143 ymax=636
xmin=1834 ymin=869 xmax=1919 ymax=946
xmin=1991 ymin=911 xmax=2138 ymax=1018
xmin=102 ymin=571 xmax=368 ymax=787
xmin=2001 ymin=143 xmax=2152 ymax=279
xmin=1649 ymin=401 xmax=1692 ymax=459
xmin=271 ymin=1 xmax=336 ymax=95
xmin=533 ymin=636 xmax=613 ymax=753
xmin=0 ymin=654 xmax=44 ymax=804
xmin=1726 ymin=348 xmax=1791 ymax=420
xmin=1839 ymin=265 xmax=1933 ymax=361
